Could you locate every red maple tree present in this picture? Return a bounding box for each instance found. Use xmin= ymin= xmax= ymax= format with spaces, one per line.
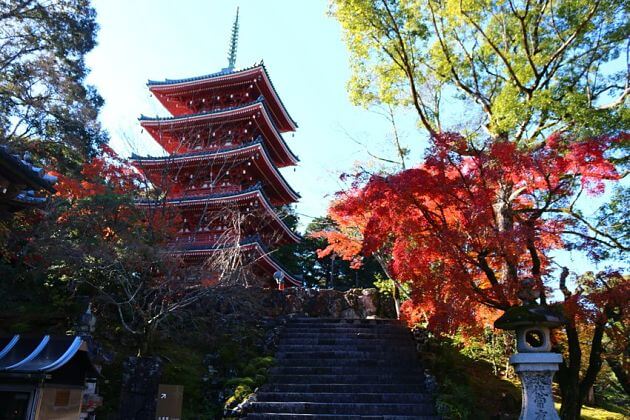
xmin=318 ymin=131 xmax=629 ymax=416
xmin=41 ymin=146 xmax=207 ymax=354
xmin=319 ymin=132 xmax=626 ymax=329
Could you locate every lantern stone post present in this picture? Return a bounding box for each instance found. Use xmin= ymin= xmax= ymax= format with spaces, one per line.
xmin=495 ymin=280 xmax=564 ymax=420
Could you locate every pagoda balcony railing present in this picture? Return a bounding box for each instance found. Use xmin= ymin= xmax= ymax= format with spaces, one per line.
xmin=173 ymin=232 xmax=273 ymax=246
xmin=172 ymin=185 xmax=242 ymax=198
xmin=135 ymin=184 xmax=264 ymax=206
xmin=174 ymin=232 xmax=233 ymax=246
xmin=170 ymin=233 xmax=270 ymax=250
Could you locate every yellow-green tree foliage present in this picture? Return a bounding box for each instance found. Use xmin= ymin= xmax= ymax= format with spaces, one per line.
xmin=330 ymin=0 xmax=628 ymax=143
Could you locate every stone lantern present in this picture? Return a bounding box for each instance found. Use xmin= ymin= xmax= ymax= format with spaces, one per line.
xmin=273 ymin=270 xmax=285 ymax=291
xmin=494 ymin=278 xmax=564 ymax=420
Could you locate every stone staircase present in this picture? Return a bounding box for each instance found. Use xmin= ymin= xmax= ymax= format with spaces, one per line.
xmin=244 ymin=318 xmax=439 ymax=419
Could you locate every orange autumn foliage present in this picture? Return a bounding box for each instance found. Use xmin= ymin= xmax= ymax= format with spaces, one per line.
xmin=311 ymin=210 xmax=367 ymax=269
xmin=51 ymin=144 xmax=141 ymax=201
xmin=50 ymin=145 xmax=177 ymax=242
xmin=320 ymin=132 xmax=624 ymax=333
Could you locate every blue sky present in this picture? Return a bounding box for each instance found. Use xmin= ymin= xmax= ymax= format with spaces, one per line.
xmin=85 ymin=0 xmax=625 ymax=281
xmin=86 ymin=0 xmax=423 ymax=230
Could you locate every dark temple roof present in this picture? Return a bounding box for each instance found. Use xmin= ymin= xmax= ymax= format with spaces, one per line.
xmin=0 ymin=146 xmax=57 ymax=211
xmin=0 ymin=146 xmax=56 ymax=193
xmin=0 ymin=335 xmax=97 ymax=377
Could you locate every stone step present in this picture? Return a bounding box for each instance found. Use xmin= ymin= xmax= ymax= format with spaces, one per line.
xmin=276 ymin=351 xmax=418 ymax=360
xmin=285 ymin=323 xmax=407 ymax=331
xmin=266 ymin=374 xmax=425 ymax=385
xmin=274 ymin=358 xmax=423 ymax=368
xmin=279 ymin=334 xmax=411 ymax=341
xmin=255 ymin=392 xmax=433 ymax=404
xmin=246 ymin=414 xmax=439 ymax=420
xmin=269 ymin=366 xmax=424 ymax=376
xmin=284 ymin=322 xmax=407 ymax=327
xmin=260 ymin=383 xmax=427 ymax=394
xmin=280 ymin=332 xmax=410 ymax=339
xmin=280 ymin=337 xmax=405 ymax=345
xmin=243 ymin=317 xmax=436 ymax=418
xmin=288 ymin=317 xmax=401 ymax=324
xmin=279 ymin=330 xmax=412 ymax=343
xmin=249 ymin=402 xmax=436 ymax=416
xmin=276 ymin=344 xmax=416 ymax=352
xmin=280 ymin=330 xmax=411 ymax=344
xmin=282 ymin=326 xmax=409 ymax=333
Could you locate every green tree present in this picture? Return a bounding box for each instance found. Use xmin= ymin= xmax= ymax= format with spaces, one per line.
xmin=330 ymin=1 xmax=629 ymax=418
xmin=0 ymin=0 xmax=106 ymax=172
xmin=0 ymin=0 xmax=105 ymax=333
xmin=19 ymin=150 xmax=222 ymax=355
xmin=330 ymin=0 xmax=628 ymax=142
xmin=276 ymin=216 xmax=382 ymax=289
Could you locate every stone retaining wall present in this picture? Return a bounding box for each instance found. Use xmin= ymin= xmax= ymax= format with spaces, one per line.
xmin=281 ymin=287 xmax=396 ymax=319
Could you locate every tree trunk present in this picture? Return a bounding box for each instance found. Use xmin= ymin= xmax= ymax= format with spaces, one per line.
xmin=393 ymin=284 xmax=400 ymax=319
xmin=559 ymin=375 xmax=582 ymax=418
xmin=559 ymin=368 xmax=582 ymax=420
xmin=559 ymin=324 xmax=583 ymax=420
xmin=579 ymin=324 xmax=605 ymax=403
xmin=559 ymin=321 xmax=607 ymax=419
xmin=606 ymin=355 xmax=630 ymax=395
xmin=585 ymin=386 xmax=595 ymax=405
xmin=604 ymin=334 xmax=630 ymax=395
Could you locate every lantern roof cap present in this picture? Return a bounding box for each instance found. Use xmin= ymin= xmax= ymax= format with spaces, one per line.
xmin=494 ymin=304 xmax=564 ymax=330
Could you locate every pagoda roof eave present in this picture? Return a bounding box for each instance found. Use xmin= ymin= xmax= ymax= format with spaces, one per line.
xmin=170 ymin=237 xmax=301 ymax=286
xmin=130 ymin=139 xmax=257 ymax=162
xmin=138 ymin=97 xmax=266 ymax=123
xmin=139 ymin=100 xmax=299 ymax=166
xmin=136 ymin=186 xmax=301 ymax=244
xmin=130 ymin=139 xmax=300 ymax=202
xmin=146 ymin=62 xmax=298 ymax=131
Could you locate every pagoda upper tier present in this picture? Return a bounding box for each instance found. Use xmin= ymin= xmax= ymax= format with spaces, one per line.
xmin=131 ymin=140 xmax=300 ymax=206
xmin=147 ymin=63 xmax=297 ymax=132
xmin=171 ymin=236 xmax=302 ymax=287
xmin=137 ymin=58 xmax=300 ymax=287
xmin=136 ymin=184 xmax=301 ymax=246
xmin=139 ymin=100 xmax=298 ymax=167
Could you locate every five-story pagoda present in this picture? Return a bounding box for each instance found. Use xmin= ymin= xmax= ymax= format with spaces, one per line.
xmin=132 ymin=10 xmax=301 ymax=287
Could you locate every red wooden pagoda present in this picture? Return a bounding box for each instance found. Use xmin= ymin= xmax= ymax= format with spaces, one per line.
xmin=132 ymin=12 xmax=301 ymax=287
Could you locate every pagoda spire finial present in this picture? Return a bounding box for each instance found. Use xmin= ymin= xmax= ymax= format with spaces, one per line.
xmin=226 ymin=7 xmax=240 ymax=71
